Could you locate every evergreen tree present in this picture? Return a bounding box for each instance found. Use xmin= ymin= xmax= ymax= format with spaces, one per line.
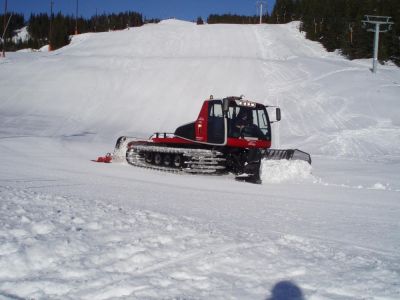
xmin=28 ymin=11 xmax=143 ymax=50
xmin=1 ymin=13 xmax=25 ymax=51
xmin=50 ymin=13 xmax=70 ymax=50
xmin=272 ymin=0 xmax=297 ymax=23
xmin=207 ymin=14 xmax=263 ymax=24
xmin=1 ymin=11 xmax=144 ymax=51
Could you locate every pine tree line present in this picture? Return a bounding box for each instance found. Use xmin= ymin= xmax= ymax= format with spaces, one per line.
xmin=0 ymin=12 xmax=24 ymax=34
xmin=1 ymin=11 xmax=143 ymax=51
xmin=207 ymin=14 xmax=269 ymax=24
xmin=271 ymin=0 xmax=400 ymax=65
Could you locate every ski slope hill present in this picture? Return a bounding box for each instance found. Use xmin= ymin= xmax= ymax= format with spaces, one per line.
xmin=1 ymin=20 xmax=399 ymax=160
xmin=0 ymin=20 xmax=400 ymax=299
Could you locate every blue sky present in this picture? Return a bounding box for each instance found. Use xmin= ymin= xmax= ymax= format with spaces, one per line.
xmin=3 ymin=0 xmax=275 ymax=21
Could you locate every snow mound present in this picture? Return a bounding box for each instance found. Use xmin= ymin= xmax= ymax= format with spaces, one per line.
xmin=159 ymin=18 xmax=195 ymax=26
xmin=39 ymin=44 xmax=49 ymax=52
xmin=261 ymin=159 xmax=313 ymax=184
xmin=368 ymin=182 xmax=388 ymax=190
xmin=16 ymin=48 xmax=34 ymax=53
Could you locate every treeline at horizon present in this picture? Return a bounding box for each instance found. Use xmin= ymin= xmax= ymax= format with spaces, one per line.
xmin=206 ymin=14 xmax=268 ymax=24
xmin=0 ymin=11 xmax=150 ymax=51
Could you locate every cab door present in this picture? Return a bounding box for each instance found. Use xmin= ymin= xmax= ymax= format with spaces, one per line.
xmin=207 ymin=101 xmax=226 ymax=145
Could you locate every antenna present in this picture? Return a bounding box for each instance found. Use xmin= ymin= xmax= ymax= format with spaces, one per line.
xmin=362 ymin=15 xmax=394 ymax=73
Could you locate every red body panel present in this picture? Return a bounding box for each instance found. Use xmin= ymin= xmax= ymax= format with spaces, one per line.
xmin=226 ymin=138 xmax=271 ymax=149
xmin=194 ymin=101 xmax=209 ymax=142
xmin=151 ymin=136 xmax=270 ymax=149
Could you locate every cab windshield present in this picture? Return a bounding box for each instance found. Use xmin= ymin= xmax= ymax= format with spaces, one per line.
xmin=227 ymin=105 xmax=271 ymax=140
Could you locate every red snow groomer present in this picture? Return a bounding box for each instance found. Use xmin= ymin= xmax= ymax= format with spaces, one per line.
xmin=113 ymin=96 xmax=311 ymax=183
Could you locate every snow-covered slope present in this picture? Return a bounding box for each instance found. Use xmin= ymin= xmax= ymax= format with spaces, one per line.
xmin=1 ymin=21 xmax=399 ymax=160
xmin=0 ymin=21 xmax=399 ymax=299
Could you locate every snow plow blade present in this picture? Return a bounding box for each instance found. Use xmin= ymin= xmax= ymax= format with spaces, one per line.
xmin=263 ymin=149 xmax=312 ymax=164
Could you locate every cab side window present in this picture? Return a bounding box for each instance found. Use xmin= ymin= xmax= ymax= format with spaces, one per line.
xmin=256 ymin=109 xmax=269 ymax=135
xmin=209 ymin=103 xmax=223 ymax=117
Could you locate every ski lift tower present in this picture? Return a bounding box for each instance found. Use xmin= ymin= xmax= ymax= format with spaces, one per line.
xmin=256 ymin=1 xmax=267 ymax=24
xmin=362 ymin=15 xmax=394 ymax=73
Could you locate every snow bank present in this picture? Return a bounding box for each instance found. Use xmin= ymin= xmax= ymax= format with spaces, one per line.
xmin=368 ymin=182 xmax=388 ymax=190
xmin=39 ymin=44 xmax=49 ymax=52
xmin=261 ymin=159 xmax=313 ymax=184
xmin=159 ymin=18 xmax=195 ymax=25
xmin=16 ymin=48 xmax=34 ymax=53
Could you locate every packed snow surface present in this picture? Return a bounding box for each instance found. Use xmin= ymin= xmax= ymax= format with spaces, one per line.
xmin=1 ymin=21 xmax=400 ymax=299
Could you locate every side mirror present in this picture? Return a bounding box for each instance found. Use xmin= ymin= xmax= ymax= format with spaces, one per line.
xmin=276 ymin=108 xmax=281 ymax=122
xmin=222 ymin=98 xmax=230 ymax=114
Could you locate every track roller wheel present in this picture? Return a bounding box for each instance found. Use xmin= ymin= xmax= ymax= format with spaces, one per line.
xmin=173 ymin=154 xmax=183 ymax=168
xmin=154 ymin=153 xmax=163 ymax=165
xmin=163 ymin=154 xmax=172 ymax=167
xmin=145 ymin=152 xmax=153 ymax=163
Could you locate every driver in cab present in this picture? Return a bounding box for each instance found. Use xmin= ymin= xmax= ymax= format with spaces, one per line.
xmin=233 ymin=109 xmax=264 ymax=139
